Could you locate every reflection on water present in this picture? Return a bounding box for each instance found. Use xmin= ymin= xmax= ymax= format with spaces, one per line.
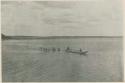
xmin=2 ymin=38 xmax=123 ymax=82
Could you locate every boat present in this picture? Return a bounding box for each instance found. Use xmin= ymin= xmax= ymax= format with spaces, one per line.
xmin=65 ymin=48 xmax=88 ymax=55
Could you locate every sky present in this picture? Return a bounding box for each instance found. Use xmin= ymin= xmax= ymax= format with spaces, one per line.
xmin=1 ymin=0 xmax=123 ymax=36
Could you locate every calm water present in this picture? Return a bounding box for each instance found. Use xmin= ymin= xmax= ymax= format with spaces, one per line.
xmin=2 ymin=38 xmax=123 ymax=82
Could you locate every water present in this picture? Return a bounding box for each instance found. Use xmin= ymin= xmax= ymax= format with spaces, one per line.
xmin=2 ymin=38 xmax=123 ymax=82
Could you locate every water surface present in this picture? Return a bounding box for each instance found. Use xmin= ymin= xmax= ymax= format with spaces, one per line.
xmin=2 ymin=38 xmax=123 ymax=82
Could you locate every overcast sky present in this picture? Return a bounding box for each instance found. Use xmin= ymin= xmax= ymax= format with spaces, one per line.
xmin=1 ymin=0 xmax=123 ymax=36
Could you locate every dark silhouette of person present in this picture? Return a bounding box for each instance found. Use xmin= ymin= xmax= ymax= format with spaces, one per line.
xmin=40 ymin=47 xmax=43 ymax=51
xmin=57 ymin=48 xmax=61 ymax=52
xmin=52 ymin=48 xmax=56 ymax=52
xmin=47 ymin=48 xmax=50 ymax=52
xmin=45 ymin=48 xmax=48 ymax=52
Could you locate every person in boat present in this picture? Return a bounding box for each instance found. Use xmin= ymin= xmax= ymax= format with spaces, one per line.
xmin=65 ymin=46 xmax=71 ymax=52
xmin=80 ymin=48 xmax=82 ymax=52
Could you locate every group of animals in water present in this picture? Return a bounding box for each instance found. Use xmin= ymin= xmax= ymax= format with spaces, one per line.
xmin=40 ymin=47 xmax=88 ymax=56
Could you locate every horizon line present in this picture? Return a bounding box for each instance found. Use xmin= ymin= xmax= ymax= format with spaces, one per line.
xmin=2 ymin=35 xmax=123 ymax=39
xmin=2 ymin=34 xmax=123 ymax=37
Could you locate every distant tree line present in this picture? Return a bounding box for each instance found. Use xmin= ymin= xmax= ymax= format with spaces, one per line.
xmin=1 ymin=34 xmax=9 ymax=40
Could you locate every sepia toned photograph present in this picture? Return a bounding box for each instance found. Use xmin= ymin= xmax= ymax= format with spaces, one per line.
xmin=1 ymin=0 xmax=123 ymax=82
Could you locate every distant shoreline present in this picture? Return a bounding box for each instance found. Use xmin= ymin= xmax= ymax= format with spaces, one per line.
xmin=2 ymin=36 xmax=123 ymax=40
